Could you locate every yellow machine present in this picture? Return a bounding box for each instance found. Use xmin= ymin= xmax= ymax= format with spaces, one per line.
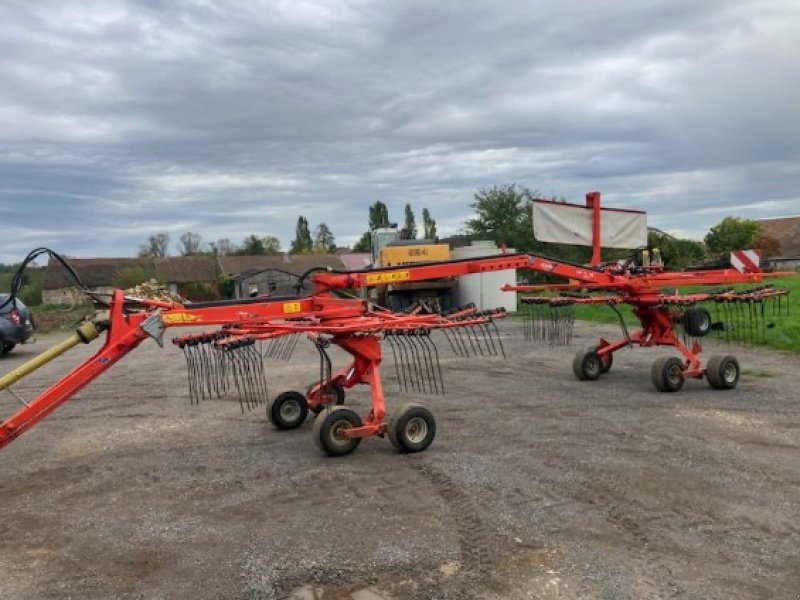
xmin=379 ymin=243 xmax=451 ymax=267
xmin=369 ymin=229 xmax=455 ymax=311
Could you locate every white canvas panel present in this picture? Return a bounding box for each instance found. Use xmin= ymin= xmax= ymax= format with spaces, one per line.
xmin=532 ymin=201 xmax=647 ymax=249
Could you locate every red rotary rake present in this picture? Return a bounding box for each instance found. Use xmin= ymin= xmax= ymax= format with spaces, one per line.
xmin=0 ymin=248 xmax=792 ymax=456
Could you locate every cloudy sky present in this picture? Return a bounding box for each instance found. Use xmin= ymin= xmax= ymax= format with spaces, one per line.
xmin=1 ymin=0 xmax=799 ymax=262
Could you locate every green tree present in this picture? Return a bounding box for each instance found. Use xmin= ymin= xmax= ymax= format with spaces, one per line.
xmin=262 ymin=236 xmax=281 ymax=255
xmin=465 ymin=184 xmax=537 ymax=250
xmin=422 ymin=208 xmax=437 ymax=240
xmin=113 ymin=265 xmax=158 ymax=288
xmin=290 ymin=216 xmax=314 ymax=254
xmin=239 ymin=234 xmax=266 ymax=255
xmin=352 ymin=201 xmax=392 ymax=252
xmin=314 ymin=222 xmax=336 ymax=253
xmin=403 ymin=204 xmax=416 ymax=239
xmin=369 ymin=201 xmax=390 ymax=229
xmin=352 ymin=232 xmax=371 ymax=252
xmin=704 ymin=217 xmax=760 ymax=256
xmin=647 ymin=230 xmax=707 ymax=270
xmin=138 ymin=232 xmax=170 ymax=258
xmin=178 ymin=232 xmax=203 ymax=256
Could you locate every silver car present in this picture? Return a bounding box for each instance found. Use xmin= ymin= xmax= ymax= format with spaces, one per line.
xmin=0 ymin=294 xmax=35 ymax=356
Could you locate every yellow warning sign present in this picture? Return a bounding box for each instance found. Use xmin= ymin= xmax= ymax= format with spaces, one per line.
xmin=162 ymin=312 xmax=202 ymax=324
xmin=282 ymin=302 xmax=302 ymax=314
xmin=365 ymin=270 xmax=411 ymax=285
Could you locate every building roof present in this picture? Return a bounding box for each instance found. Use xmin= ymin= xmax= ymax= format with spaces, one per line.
xmin=153 ymin=256 xmax=218 ymax=284
xmin=759 ymin=216 xmax=800 ymax=257
xmin=337 ymin=252 xmax=371 ymax=270
xmin=44 ymin=256 xmax=221 ymax=290
xmin=43 ymin=258 xmax=154 ymax=290
xmin=219 ymin=254 xmax=345 ymax=277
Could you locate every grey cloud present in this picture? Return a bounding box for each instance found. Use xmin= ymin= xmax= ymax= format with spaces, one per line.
xmin=1 ymin=0 xmax=799 ymax=262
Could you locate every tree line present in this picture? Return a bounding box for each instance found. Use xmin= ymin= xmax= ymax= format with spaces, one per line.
xmin=463 ymin=184 xmax=779 ymax=271
xmin=137 ymin=218 xmax=337 ymax=258
xmin=136 ymin=186 xmax=778 ymax=270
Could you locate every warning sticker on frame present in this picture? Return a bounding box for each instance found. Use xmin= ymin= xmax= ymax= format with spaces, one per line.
xmin=282 ymin=302 xmax=302 ymax=314
xmin=162 ymin=312 xmax=202 ymax=324
xmin=365 ymin=270 xmax=411 ymax=285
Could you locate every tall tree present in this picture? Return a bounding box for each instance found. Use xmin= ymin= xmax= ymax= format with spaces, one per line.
xmin=262 ymin=236 xmax=281 ymax=255
xmin=178 ymin=232 xmax=203 ymax=256
xmin=352 ymin=232 xmax=371 ymax=252
xmin=465 ymin=184 xmax=537 ymax=250
xmin=314 ymin=223 xmax=336 ymax=253
xmin=290 ymin=216 xmax=314 ymax=254
xmin=369 ymin=201 xmax=390 ymax=229
xmin=403 ymin=204 xmax=417 ymax=239
xmin=212 ymin=238 xmax=237 ymax=256
xmin=704 ymin=216 xmax=760 ymax=256
xmin=138 ymin=232 xmax=170 ymax=258
xmin=422 ymin=208 xmax=437 ymax=240
xmin=352 ymin=201 xmax=392 ymax=252
xmin=239 ymin=234 xmax=266 ymax=255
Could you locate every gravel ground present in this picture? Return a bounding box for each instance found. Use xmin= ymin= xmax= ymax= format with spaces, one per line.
xmin=1 ymin=320 xmax=799 ymax=599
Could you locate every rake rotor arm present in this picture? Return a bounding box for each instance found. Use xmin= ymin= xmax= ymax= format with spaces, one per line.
xmin=309 ymin=252 xmax=616 ymax=292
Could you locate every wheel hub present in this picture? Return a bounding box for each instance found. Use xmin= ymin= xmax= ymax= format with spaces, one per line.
xmin=279 ymin=400 xmax=301 ymax=422
xmin=404 ymin=417 xmax=428 ymax=444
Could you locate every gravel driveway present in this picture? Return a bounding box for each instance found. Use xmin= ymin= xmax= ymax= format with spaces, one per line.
xmin=1 ymin=320 xmax=798 ymax=599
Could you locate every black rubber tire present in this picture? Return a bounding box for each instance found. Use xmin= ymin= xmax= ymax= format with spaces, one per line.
xmin=1 ymin=343 xmax=15 ymax=356
xmin=312 ymin=406 xmax=363 ymax=456
xmin=267 ymin=391 xmax=309 ymax=430
xmin=706 ymin=355 xmax=740 ymax=390
xmin=308 ymin=383 xmax=346 ymax=414
xmin=651 ymin=356 xmax=685 ymax=392
xmin=572 ymin=348 xmax=602 ymax=381
xmin=387 ymin=403 xmax=437 ymax=453
xmin=682 ymin=307 xmax=712 ymax=337
xmin=599 ymin=351 xmax=613 ymax=373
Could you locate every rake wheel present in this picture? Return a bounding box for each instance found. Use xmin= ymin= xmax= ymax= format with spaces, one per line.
xmin=387 ymin=403 xmax=437 ymax=454
xmin=599 ymin=351 xmax=613 ymax=373
xmin=267 ymin=391 xmax=309 ymax=430
xmin=308 ymin=383 xmax=346 ymax=414
xmin=313 ymin=406 xmax=363 ymax=456
xmin=682 ymin=307 xmax=712 ymax=337
xmin=651 ymin=356 xmax=685 ymax=393
xmin=573 ymin=348 xmax=602 ymax=381
xmin=706 ymin=355 xmax=740 ymax=390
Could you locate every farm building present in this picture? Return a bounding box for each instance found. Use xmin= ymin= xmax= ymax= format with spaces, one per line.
xmin=759 ymin=216 xmax=800 ymax=270
xmin=42 ymin=258 xmax=155 ymax=305
xmin=219 ymin=254 xmax=346 ymax=298
xmin=43 ymin=256 xmax=220 ymax=305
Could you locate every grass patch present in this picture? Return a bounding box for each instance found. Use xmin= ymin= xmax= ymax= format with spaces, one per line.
xmin=741 ymin=368 xmax=774 ymax=378
xmin=31 ymin=304 xmax=96 ymax=335
xmin=515 ymin=274 xmax=800 ymax=354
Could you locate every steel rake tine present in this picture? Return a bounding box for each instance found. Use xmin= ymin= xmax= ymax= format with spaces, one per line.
xmin=405 ymin=332 xmax=425 ymax=393
xmin=395 ymin=332 xmax=413 ymax=392
xmin=416 ymin=331 xmax=439 ymax=395
xmin=423 ymin=332 xmax=445 ymax=395
xmin=385 ymin=333 xmax=404 ymax=391
xmin=440 ymin=326 xmax=459 ymax=356
xmin=407 ymin=333 xmax=428 ymax=393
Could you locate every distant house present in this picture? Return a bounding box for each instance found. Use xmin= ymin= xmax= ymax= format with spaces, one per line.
xmin=759 ymin=216 xmax=800 ymax=270
xmin=219 ymin=254 xmax=346 ymax=298
xmin=42 ymin=258 xmax=154 ymax=305
xmin=43 ymin=256 xmax=220 ymax=305
xmin=153 ymin=256 xmax=218 ymax=297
